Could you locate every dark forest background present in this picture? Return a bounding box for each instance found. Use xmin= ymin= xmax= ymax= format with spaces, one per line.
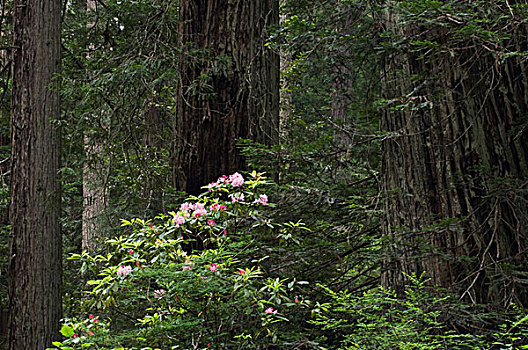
xmin=1 ymin=0 xmax=528 ymax=349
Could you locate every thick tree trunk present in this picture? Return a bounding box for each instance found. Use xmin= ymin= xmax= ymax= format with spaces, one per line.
xmin=8 ymin=0 xmax=62 ymax=348
xmin=173 ymin=0 xmax=279 ymax=194
xmin=381 ymin=7 xmax=528 ymax=306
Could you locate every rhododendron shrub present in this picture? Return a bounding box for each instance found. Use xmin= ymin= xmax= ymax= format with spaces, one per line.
xmin=47 ymin=316 xmax=110 ymax=349
xmin=51 ymin=172 xmax=308 ymax=349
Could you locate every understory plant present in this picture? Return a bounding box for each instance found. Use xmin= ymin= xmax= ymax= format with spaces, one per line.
xmin=48 ymin=171 xmax=528 ymax=350
xmin=310 ymin=273 xmax=528 ymax=350
xmin=50 ymin=171 xmax=310 ymax=349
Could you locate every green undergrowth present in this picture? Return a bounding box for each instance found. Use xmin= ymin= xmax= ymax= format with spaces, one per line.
xmin=49 ymin=172 xmax=528 ymax=350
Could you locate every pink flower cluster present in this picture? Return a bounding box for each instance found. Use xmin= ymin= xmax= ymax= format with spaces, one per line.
xmin=209 ymin=263 xmax=218 ymax=271
xmin=208 ymin=172 xmax=245 ymax=189
xmin=182 ymin=259 xmax=194 ymax=271
xmin=210 ymin=203 xmax=227 ymax=211
xmin=117 ymin=265 xmax=132 ymax=276
xmin=229 ymin=193 xmax=245 ymax=202
xmin=154 ymin=289 xmax=165 ymax=298
xmin=173 ymin=214 xmax=185 ymax=227
xmin=253 ymin=194 xmax=268 ymax=205
xmin=264 ymin=307 xmax=277 ymax=314
xmin=180 ymin=202 xmax=194 ymax=212
xmin=229 ymin=172 xmax=245 ymax=187
xmin=178 ymin=202 xmax=208 ymax=219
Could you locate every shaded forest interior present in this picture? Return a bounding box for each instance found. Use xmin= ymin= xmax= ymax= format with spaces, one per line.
xmin=1 ymin=0 xmax=528 ymax=349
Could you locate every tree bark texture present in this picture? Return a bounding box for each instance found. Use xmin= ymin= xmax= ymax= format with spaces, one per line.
xmin=330 ymin=0 xmax=355 ymax=148
xmin=142 ymin=102 xmax=165 ymax=213
xmin=81 ymin=0 xmax=108 ymax=253
xmin=82 ymin=136 xmax=108 ymax=252
xmin=8 ymin=0 xmax=62 ymax=348
xmin=381 ymin=8 xmax=528 ymax=306
xmin=173 ymin=0 xmax=279 ymax=194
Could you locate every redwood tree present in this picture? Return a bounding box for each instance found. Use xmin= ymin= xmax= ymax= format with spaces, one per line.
xmin=8 ymin=0 xmax=62 ymax=347
xmin=380 ymin=1 xmax=528 ymax=306
xmin=172 ymin=0 xmax=279 ymax=194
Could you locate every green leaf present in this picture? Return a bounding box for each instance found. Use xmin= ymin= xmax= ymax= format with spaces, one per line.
xmin=60 ymin=324 xmax=75 ymax=337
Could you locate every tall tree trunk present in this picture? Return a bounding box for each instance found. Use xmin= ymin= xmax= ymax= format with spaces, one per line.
xmin=380 ymin=6 xmax=528 ymax=306
xmin=279 ymin=12 xmax=291 ymax=140
xmin=142 ymin=102 xmax=165 ymax=213
xmin=82 ymin=0 xmax=108 ymax=252
xmin=82 ymin=134 xmax=108 ymax=252
xmin=173 ymin=0 xmax=279 ymax=194
xmin=8 ymin=0 xmax=62 ymax=347
xmin=330 ymin=0 xmax=355 ymax=148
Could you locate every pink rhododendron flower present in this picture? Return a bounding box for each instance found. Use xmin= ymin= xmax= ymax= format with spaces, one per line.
xmin=180 ymin=202 xmax=193 ymax=212
xmin=201 ymin=276 xmax=206 ymax=281
xmin=229 ymin=193 xmax=245 ymax=202
xmin=223 ymin=229 xmax=227 ymax=236
xmin=264 ymin=307 xmax=277 ymax=314
xmin=128 ymin=249 xmax=133 ymax=254
xmin=193 ymin=209 xmax=207 ymax=218
xmin=253 ymin=194 xmax=268 ymax=205
xmin=211 ymin=203 xmax=227 ymax=211
xmin=183 ymin=260 xmax=194 ymax=271
xmin=229 ymin=172 xmax=244 ymax=187
xmin=117 ymin=265 xmax=132 ymax=276
xmin=87 ymin=330 xmax=94 ymax=336
xmin=173 ymin=215 xmax=186 ymax=227
xmin=295 ymin=297 xmax=299 ymax=303
xmin=73 ymin=333 xmax=78 ymax=338
xmin=209 ymin=263 xmax=218 ymax=271
xmin=93 ymin=318 xmax=98 ymax=323
xmin=136 ymin=262 xmax=140 ymax=266
xmin=210 ymin=203 xmax=226 ymax=211
xmin=154 ymin=289 xmax=165 ymax=298
xmin=207 ymin=219 xmax=215 ymax=226
xmin=217 ymin=175 xmax=229 ymax=183
xmin=238 ymin=269 xmax=246 ymax=275
xmin=89 ymin=314 xmax=94 ymax=319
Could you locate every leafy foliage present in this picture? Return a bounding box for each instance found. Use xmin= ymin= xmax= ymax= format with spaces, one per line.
xmin=53 ymin=172 xmax=314 ymax=349
xmin=311 ymin=274 xmax=528 ymax=350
